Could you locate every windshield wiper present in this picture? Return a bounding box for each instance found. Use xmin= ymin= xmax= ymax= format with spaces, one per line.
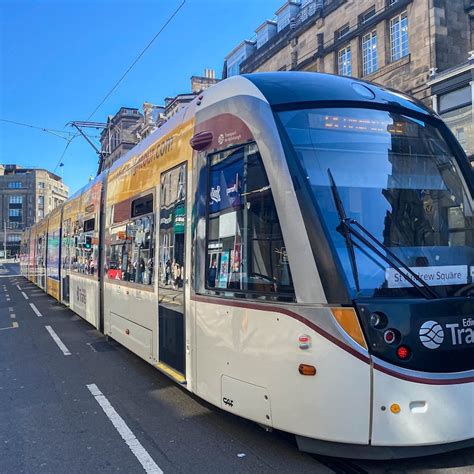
xmin=327 ymin=169 xmax=360 ymax=293
xmin=327 ymin=169 xmax=438 ymax=300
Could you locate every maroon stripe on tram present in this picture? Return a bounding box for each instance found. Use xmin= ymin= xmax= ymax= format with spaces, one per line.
xmin=191 ymin=294 xmax=371 ymax=364
xmin=373 ymin=363 xmax=474 ymax=386
xmin=192 ymin=294 xmax=474 ymax=386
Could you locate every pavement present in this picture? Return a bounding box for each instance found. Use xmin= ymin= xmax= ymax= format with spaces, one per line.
xmin=0 ymin=262 xmax=473 ymax=473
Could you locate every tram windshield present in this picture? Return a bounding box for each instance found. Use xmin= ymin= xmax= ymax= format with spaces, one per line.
xmin=279 ymin=107 xmax=474 ymax=298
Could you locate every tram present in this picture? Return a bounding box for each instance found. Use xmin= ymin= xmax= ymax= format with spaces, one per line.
xmin=22 ymin=72 xmax=474 ymax=459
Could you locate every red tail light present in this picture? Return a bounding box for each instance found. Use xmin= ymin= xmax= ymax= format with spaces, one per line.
xmin=383 ymin=329 xmax=396 ymax=344
xmin=396 ymin=345 xmax=411 ymax=360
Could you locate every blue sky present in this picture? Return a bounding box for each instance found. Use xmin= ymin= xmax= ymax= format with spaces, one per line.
xmin=0 ymin=0 xmax=282 ymax=193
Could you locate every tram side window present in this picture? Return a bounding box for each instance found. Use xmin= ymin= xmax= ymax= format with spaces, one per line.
xmin=106 ymin=194 xmax=154 ymax=285
xmin=206 ymin=143 xmax=294 ymax=297
xmin=61 ymin=218 xmax=74 ymax=270
xmin=71 ymin=217 xmax=98 ymax=275
xmin=36 ymin=236 xmax=45 ymax=268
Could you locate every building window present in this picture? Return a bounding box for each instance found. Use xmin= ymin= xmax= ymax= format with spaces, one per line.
xmin=7 ymin=234 xmax=21 ymax=242
xmin=338 ymin=46 xmax=352 ymax=76
xmin=227 ymin=54 xmax=246 ymax=77
xmin=8 ymin=182 xmax=22 ymax=189
xmin=362 ymin=31 xmax=378 ymax=75
xmin=455 ymin=128 xmax=466 ymax=148
xmin=9 ymin=195 xmax=23 ymax=204
xmin=38 ymin=210 xmax=44 ymax=219
xmin=205 ymin=143 xmax=294 ymax=297
xmin=360 ymin=6 xmax=376 ymax=26
xmin=336 ymin=24 xmax=350 ymax=40
xmin=38 ymin=195 xmax=44 ymax=206
xmin=38 ymin=182 xmax=45 ymax=189
xmin=438 ymin=86 xmax=473 ymax=156
xmin=277 ymin=8 xmax=291 ymax=32
xmin=8 ymin=208 xmax=22 ymax=226
xmin=390 ymin=11 xmax=409 ymax=61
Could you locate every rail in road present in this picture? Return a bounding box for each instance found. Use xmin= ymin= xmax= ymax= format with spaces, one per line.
xmin=1 ymin=265 xmax=473 ymax=473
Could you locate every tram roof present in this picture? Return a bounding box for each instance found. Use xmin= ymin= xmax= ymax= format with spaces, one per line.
xmin=243 ymin=72 xmax=434 ymax=117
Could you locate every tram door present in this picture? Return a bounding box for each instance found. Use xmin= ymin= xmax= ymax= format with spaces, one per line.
xmin=158 ymin=163 xmax=187 ymax=376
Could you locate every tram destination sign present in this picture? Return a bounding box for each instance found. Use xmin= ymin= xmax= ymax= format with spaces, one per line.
xmin=386 ymin=265 xmax=468 ymax=288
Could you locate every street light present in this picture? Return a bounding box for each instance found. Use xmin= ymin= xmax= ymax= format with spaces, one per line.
xmin=3 ymin=219 xmax=7 ymax=261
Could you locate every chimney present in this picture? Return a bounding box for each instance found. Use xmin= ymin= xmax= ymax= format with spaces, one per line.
xmin=205 ymin=68 xmax=215 ymax=79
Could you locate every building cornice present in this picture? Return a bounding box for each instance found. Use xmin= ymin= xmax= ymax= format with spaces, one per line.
xmin=427 ymin=61 xmax=474 ymax=86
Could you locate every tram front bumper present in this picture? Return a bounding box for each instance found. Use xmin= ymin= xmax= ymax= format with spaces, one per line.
xmin=296 ymin=364 xmax=474 ymax=460
xmin=370 ymin=366 xmax=473 ymax=448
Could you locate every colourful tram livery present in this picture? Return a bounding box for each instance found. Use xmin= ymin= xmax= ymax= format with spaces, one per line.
xmin=22 ymin=72 xmax=474 ymax=459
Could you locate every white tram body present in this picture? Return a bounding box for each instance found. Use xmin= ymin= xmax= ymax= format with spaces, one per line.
xmin=22 ymin=72 xmax=474 ymax=459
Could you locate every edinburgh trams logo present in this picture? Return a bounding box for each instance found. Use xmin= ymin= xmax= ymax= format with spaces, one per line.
xmin=419 ymin=318 xmax=474 ymax=349
xmin=419 ymin=320 xmax=444 ymax=349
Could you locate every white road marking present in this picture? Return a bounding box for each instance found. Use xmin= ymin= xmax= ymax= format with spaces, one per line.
xmin=21 ymin=291 xmax=29 ymax=300
xmin=16 ymin=285 xmax=21 ymax=291
xmin=29 ymin=303 xmax=42 ymax=317
xmin=10 ymin=314 xmax=15 ymax=319
xmin=86 ymin=384 xmax=162 ymax=474
xmin=45 ymin=325 xmax=71 ymax=356
xmin=86 ymin=342 xmax=98 ymax=353
xmin=0 ymin=322 xmax=19 ymax=331
xmin=8 ymin=307 xmax=13 ymax=312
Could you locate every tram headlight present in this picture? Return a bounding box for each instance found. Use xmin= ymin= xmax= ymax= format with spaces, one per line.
xmin=369 ymin=311 xmax=387 ymax=329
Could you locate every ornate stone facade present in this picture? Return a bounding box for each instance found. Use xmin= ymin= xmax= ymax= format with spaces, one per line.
xmin=228 ymin=0 xmax=472 ymax=104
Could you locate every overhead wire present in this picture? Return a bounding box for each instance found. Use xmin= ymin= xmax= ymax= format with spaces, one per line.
xmin=53 ymin=0 xmax=187 ymax=172
xmin=86 ymin=0 xmax=186 ymax=122
xmin=0 ymin=118 xmax=73 ymax=140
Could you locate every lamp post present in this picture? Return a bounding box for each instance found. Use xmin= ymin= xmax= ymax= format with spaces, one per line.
xmin=3 ymin=219 xmax=6 ymax=261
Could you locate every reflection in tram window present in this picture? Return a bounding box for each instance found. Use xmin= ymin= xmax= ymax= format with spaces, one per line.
xmin=106 ymin=194 xmax=154 ymax=285
xmin=61 ymin=218 xmax=74 ymax=271
xmin=205 ymin=143 xmax=294 ymax=297
xmin=71 ymin=217 xmax=98 ymax=276
xmin=159 ymin=165 xmax=186 ymax=291
xmin=279 ymin=107 xmax=474 ymax=298
xmin=36 ymin=234 xmax=46 ymax=283
xmin=47 ymin=229 xmax=60 ymax=280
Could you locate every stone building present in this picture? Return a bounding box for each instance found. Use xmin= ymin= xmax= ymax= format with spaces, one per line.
xmin=99 ymin=107 xmax=144 ymax=173
xmin=140 ymin=102 xmax=165 ymax=140
xmin=429 ymin=54 xmax=474 ymax=160
xmin=163 ymin=69 xmax=220 ymax=121
xmin=97 ymin=69 xmax=219 ymax=173
xmin=224 ymin=0 xmax=473 ymax=107
xmin=0 ymin=165 xmax=68 ymax=256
